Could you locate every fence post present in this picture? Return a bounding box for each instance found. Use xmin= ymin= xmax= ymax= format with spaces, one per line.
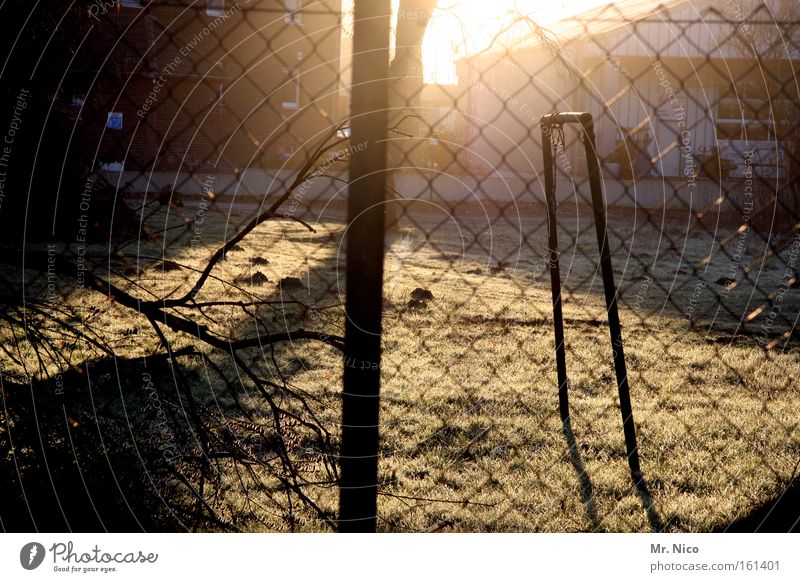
xmin=541 ymin=123 xmax=570 ymax=423
xmin=540 ymin=112 xmax=643 ymax=484
xmin=338 ymin=0 xmax=392 ymax=533
xmin=579 ymin=113 xmax=642 ymax=482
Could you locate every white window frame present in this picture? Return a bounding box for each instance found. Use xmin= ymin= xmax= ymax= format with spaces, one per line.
xmin=715 ymin=82 xmax=779 ymax=143
xmin=716 ymin=98 xmax=773 ymax=142
xmin=284 ymin=0 xmax=302 ymax=24
xmin=206 ymin=0 xmax=225 ymax=17
xmin=281 ymin=67 xmax=300 ymax=110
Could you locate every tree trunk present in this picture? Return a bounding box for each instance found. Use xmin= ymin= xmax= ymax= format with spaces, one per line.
xmin=385 ymin=0 xmax=438 ymax=232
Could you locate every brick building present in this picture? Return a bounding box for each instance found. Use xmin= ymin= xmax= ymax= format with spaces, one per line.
xmin=83 ymin=0 xmax=344 ymax=174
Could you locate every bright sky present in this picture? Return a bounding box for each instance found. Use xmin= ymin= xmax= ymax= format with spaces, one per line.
xmin=341 ymin=0 xmax=618 ymax=84
xmin=421 ymin=0 xmax=617 ymax=83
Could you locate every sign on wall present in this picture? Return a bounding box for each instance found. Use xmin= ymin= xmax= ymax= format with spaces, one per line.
xmin=107 ymin=112 xmax=123 ymax=129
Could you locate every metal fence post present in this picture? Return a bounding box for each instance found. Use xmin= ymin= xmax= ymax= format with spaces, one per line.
xmin=541 ymin=123 xmax=571 ymax=424
xmin=579 ymin=114 xmax=643 ymax=483
xmin=540 ymin=112 xmax=643 ymax=484
xmin=338 ymin=0 xmax=392 ymax=533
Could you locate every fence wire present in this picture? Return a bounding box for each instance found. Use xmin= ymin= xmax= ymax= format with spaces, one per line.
xmin=0 ymin=0 xmax=798 ymax=533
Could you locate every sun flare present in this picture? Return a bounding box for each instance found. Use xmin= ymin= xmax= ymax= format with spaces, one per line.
xmin=421 ymin=0 xmax=619 ymax=83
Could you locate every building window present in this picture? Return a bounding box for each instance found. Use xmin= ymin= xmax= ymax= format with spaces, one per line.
xmin=715 ymin=82 xmax=782 ymax=143
xmin=281 ymin=67 xmax=300 ymax=110
xmin=207 ymin=0 xmax=224 ymax=17
xmin=284 ymin=0 xmax=302 ymax=24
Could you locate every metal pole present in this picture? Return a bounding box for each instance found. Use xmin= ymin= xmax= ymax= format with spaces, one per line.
xmin=338 ymin=0 xmax=392 ymax=532
xmin=541 ymin=122 xmax=570 ymax=423
xmin=540 ymin=112 xmax=643 ymax=483
xmin=579 ymin=113 xmax=643 ymax=482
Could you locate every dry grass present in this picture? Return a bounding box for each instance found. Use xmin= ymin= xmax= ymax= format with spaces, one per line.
xmin=9 ymin=198 xmax=800 ymax=531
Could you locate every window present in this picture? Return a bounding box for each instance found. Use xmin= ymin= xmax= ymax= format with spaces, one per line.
xmin=716 ymin=98 xmax=773 ymax=142
xmin=717 ymin=122 xmax=743 ymax=141
xmin=120 ymin=0 xmax=142 ymax=7
xmin=284 ymin=0 xmax=302 ymax=24
xmin=207 ymin=0 xmax=224 ymax=17
xmin=715 ymin=82 xmax=781 ymax=143
xmin=281 ymin=67 xmax=300 ymax=110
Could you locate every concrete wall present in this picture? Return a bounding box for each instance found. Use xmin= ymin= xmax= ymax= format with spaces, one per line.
xmin=111 ymin=169 xmax=770 ymax=212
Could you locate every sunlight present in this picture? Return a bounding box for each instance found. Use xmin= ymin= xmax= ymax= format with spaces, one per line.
xmin=422 ymin=0 xmax=617 ymax=84
xmin=340 ymin=0 xmax=620 ymax=84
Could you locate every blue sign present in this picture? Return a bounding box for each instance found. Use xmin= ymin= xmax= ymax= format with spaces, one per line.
xmin=107 ymin=112 xmax=123 ymax=129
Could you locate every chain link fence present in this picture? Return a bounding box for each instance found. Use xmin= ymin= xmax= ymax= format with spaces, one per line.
xmin=0 ymin=0 xmax=798 ymax=533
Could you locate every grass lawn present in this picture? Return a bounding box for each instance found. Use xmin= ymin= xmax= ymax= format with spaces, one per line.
xmin=6 ymin=196 xmax=799 ymax=531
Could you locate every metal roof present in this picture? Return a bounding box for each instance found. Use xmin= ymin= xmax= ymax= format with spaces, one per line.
xmin=461 ymin=0 xmax=692 ymax=60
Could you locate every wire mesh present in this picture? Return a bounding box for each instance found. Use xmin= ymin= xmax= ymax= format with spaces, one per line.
xmin=0 ymin=0 xmax=798 ymax=533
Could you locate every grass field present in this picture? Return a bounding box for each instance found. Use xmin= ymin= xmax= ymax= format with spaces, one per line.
xmin=10 ymin=196 xmax=800 ymax=532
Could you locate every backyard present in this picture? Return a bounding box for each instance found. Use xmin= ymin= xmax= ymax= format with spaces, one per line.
xmin=5 ymin=194 xmax=795 ymax=532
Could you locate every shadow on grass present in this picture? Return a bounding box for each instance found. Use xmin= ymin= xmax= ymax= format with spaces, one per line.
xmin=1 ymin=206 xmax=348 ymax=533
xmin=718 ymin=479 xmax=800 ymax=532
xmin=562 ymin=417 xmax=605 ymax=532
xmin=562 ymin=418 xmax=667 ymax=532
xmin=634 ymin=476 xmax=665 ymax=532
xmin=0 ymin=353 xmax=201 ymax=532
